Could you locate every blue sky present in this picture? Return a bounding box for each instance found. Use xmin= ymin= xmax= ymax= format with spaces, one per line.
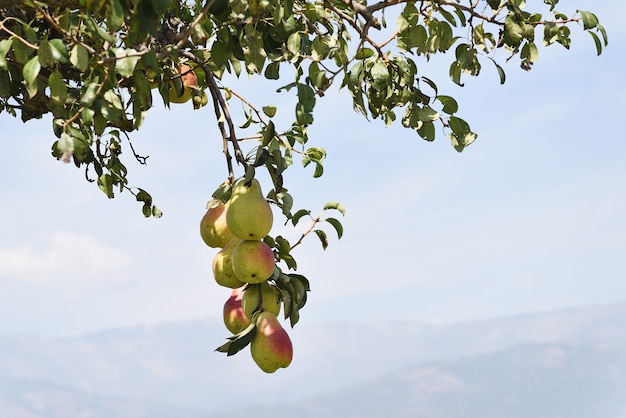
xmin=1 ymin=2 xmax=625 ymax=337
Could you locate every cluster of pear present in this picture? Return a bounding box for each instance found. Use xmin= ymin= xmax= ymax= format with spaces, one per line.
xmin=200 ymin=178 xmax=293 ymax=373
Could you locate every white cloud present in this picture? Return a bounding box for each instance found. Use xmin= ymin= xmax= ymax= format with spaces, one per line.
xmin=0 ymin=232 xmax=132 ymax=285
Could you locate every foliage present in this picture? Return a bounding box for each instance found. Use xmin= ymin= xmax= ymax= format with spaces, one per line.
xmin=0 ymin=0 xmax=607 ymax=365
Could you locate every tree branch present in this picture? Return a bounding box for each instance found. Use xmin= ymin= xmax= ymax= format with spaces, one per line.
xmin=178 ymin=49 xmax=248 ymax=182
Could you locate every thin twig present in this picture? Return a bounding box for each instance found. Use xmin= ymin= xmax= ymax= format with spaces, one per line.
xmin=290 ymin=216 xmax=320 ymax=251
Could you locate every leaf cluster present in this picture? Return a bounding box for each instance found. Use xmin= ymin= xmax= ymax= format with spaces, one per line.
xmin=0 ymin=0 xmax=607 ymax=215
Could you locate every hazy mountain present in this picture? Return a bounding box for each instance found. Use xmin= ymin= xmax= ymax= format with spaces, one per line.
xmin=1 ymin=302 xmax=625 ymax=416
xmin=0 ymin=377 xmax=208 ymax=418
xmin=221 ymin=342 xmax=626 ymax=418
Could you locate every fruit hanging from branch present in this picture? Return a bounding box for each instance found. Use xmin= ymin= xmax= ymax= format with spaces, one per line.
xmin=250 ymin=311 xmax=293 ymax=373
xmin=223 ymin=287 xmax=251 ymax=334
xmin=0 ymin=0 xmax=608 ymax=372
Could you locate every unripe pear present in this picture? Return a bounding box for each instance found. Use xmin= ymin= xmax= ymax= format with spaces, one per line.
xmin=242 ymin=282 xmax=281 ymax=319
xmin=200 ymin=200 xmax=234 ymax=248
xmin=251 ymin=312 xmax=293 ymax=373
xmin=226 ymin=178 xmax=273 ymax=240
xmin=232 ymin=240 xmax=275 ymax=284
xmin=223 ymin=287 xmax=251 ymax=334
xmin=212 ymin=238 xmax=246 ymax=288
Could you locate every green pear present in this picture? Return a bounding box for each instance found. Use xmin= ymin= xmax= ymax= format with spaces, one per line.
xmin=231 ymin=240 xmax=275 ymax=284
xmin=226 ymin=178 xmax=273 ymax=240
xmin=200 ymin=200 xmax=234 ymax=248
xmin=212 ymin=237 xmax=246 ymax=288
xmin=251 ymin=311 xmax=293 ymax=373
xmin=223 ymin=287 xmax=251 ymax=334
xmin=241 ymin=282 xmax=281 ymax=319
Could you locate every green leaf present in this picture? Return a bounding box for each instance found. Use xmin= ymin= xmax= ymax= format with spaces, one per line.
xmin=323 ymin=202 xmax=346 ymax=216
xmin=588 ymin=31 xmax=602 ymax=56
xmin=262 ymin=105 xmax=277 ymax=118
xmin=150 ymin=0 xmax=174 ymax=15
xmin=108 ymin=0 xmax=125 ymax=30
xmin=287 ymin=32 xmax=301 ymax=56
xmin=264 ymin=61 xmax=280 ymax=79
xmin=289 ymin=304 xmax=300 ymax=327
xmin=49 ymin=70 xmax=68 ymax=105
xmin=70 ymin=44 xmax=89 ymax=71
xmin=113 ymin=48 xmax=140 ymax=78
xmin=0 ymin=70 xmax=11 ymax=98
xmin=417 ymin=121 xmax=435 ymax=141
xmin=487 ymin=0 xmax=504 ymax=9
xmin=97 ymin=173 xmax=114 ymax=198
xmin=521 ymin=42 xmax=539 ymax=63
xmin=135 ymin=188 xmax=152 ymax=205
xmin=81 ymin=82 xmax=100 ymax=106
xmin=297 ymin=83 xmax=316 ymax=112
xmin=12 ymin=39 xmax=29 ymax=64
xmin=492 ymin=59 xmax=506 ymax=84
xmin=253 ymin=147 xmax=270 ymax=167
xmin=314 ymin=230 xmax=328 ymax=250
xmin=417 ymin=106 xmax=439 ymax=122
xmin=49 ymin=39 xmax=69 ymax=63
xmin=23 ymin=56 xmax=41 ymax=97
xmin=84 ymin=16 xmax=115 ymax=43
xmin=37 ymin=39 xmax=54 ymax=67
xmin=369 ymin=60 xmax=390 ymax=91
xmin=504 ymin=17 xmax=524 ymax=46
xmin=578 ymin=10 xmax=598 ymax=30
xmin=261 ymin=124 xmax=275 ymax=149
xmin=279 ymin=192 xmax=293 ymax=217
xmin=0 ymin=39 xmax=12 ymax=70
xmin=215 ymin=323 xmax=257 ymax=356
xmin=313 ymin=163 xmax=323 ymax=178
xmin=437 ymin=95 xmax=458 ymax=114
xmin=325 ymin=217 xmax=343 ymax=239
xmin=291 ymin=209 xmax=311 ymax=226
xmin=355 ymin=48 xmax=375 ymax=60
xmin=448 ymin=116 xmax=477 ymax=152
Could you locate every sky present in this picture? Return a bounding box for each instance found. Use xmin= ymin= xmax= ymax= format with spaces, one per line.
xmin=1 ymin=2 xmax=625 ymax=337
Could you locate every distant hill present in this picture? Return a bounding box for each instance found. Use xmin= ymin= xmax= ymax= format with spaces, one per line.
xmin=220 ymin=342 xmax=626 ymax=418
xmin=0 ymin=377 xmax=207 ymax=418
xmin=1 ymin=302 xmax=625 ymax=416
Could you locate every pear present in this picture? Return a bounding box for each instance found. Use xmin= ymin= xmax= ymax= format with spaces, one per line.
xmin=232 ymin=240 xmax=275 ymax=284
xmin=242 ymin=282 xmax=281 ymax=319
xmin=223 ymin=287 xmax=251 ymax=334
xmin=212 ymin=237 xmax=246 ymax=288
xmin=226 ymin=178 xmax=273 ymax=240
xmin=251 ymin=311 xmax=293 ymax=373
xmin=169 ymin=64 xmax=198 ymax=104
xmin=200 ymin=200 xmax=234 ymax=248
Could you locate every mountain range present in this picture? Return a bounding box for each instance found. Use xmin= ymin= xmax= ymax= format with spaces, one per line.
xmin=1 ymin=302 xmax=625 ymax=417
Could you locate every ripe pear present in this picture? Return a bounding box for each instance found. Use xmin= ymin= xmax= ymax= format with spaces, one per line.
xmin=242 ymin=282 xmax=281 ymax=319
xmin=212 ymin=237 xmax=246 ymax=288
xmin=200 ymin=200 xmax=234 ymax=248
xmin=168 ymin=64 xmax=197 ymax=104
xmin=226 ymin=178 xmax=273 ymax=240
xmin=231 ymin=240 xmax=275 ymax=284
xmin=223 ymin=287 xmax=251 ymax=334
xmin=251 ymin=311 xmax=293 ymax=373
